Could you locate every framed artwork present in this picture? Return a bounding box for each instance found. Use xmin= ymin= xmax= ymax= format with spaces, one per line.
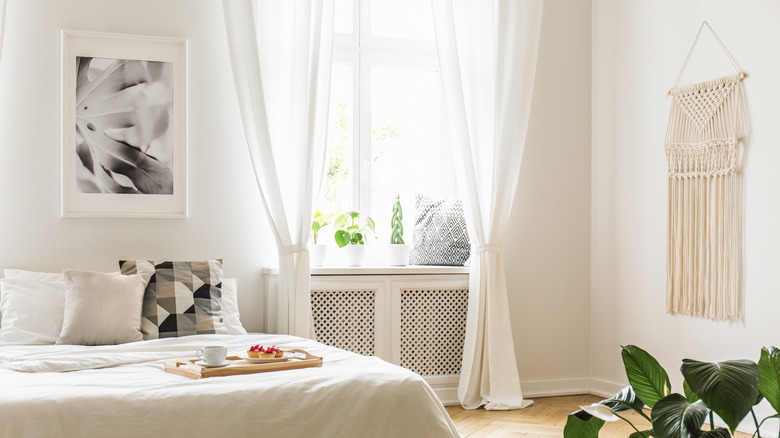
xmin=60 ymin=31 xmax=187 ymax=218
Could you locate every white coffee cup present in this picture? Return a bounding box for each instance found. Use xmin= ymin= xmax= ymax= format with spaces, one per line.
xmin=196 ymin=345 xmax=227 ymax=365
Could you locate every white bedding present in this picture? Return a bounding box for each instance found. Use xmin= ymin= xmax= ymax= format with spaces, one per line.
xmin=0 ymin=334 xmax=459 ymax=438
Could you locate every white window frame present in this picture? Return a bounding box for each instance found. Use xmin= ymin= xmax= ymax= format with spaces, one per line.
xmin=331 ymin=0 xmax=451 ymax=217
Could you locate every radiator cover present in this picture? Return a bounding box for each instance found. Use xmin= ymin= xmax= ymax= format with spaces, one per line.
xmin=400 ymin=288 xmax=468 ymax=376
xmin=310 ymin=289 xmax=376 ymax=356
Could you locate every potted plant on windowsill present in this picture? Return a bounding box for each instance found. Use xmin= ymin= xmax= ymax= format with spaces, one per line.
xmin=387 ymin=195 xmax=409 ymax=266
xmin=334 ymin=211 xmax=375 ymax=267
xmin=310 ymin=210 xmax=333 ymax=267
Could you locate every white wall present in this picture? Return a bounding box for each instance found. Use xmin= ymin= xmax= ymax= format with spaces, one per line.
xmin=0 ymin=0 xmax=595 ymax=395
xmin=506 ymin=0 xmax=592 ymax=395
xmin=592 ymin=0 xmax=780 ymax=424
xmin=0 ymin=0 xmax=273 ymax=331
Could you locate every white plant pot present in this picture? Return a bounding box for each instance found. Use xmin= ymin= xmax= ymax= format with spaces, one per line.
xmin=386 ymin=244 xmax=409 ymax=266
xmin=310 ymin=243 xmax=328 ymax=267
xmin=343 ymin=244 xmax=366 ymax=267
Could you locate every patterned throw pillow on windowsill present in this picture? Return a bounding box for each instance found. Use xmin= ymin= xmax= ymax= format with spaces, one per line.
xmin=409 ymin=194 xmax=471 ymax=266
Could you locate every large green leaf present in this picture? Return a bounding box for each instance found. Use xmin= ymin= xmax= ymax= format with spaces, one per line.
xmin=682 ymin=380 xmax=699 ymax=403
xmin=759 ymin=346 xmax=780 ymax=414
xmin=570 ymin=386 xmax=646 ymax=421
xmin=603 ymin=386 xmax=647 ymax=415
xmin=681 ymin=358 xmax=760 ymax=433
xmin=334 ymin=230 xmax=351 ymax=248
xmin=563 ymin=414 xmax=604 ymax=438
xmin=650 ymin=394 xmax=708 ymax=438
xmin=629 ymin=431 xmax=655 ymax=438
xmin=335 ymin=213 xmax=350 ymax=229
xmin=622 ymin=345 xmax=672 ymax=408
xmin=699 ymin=429 xmax=731 ymax=438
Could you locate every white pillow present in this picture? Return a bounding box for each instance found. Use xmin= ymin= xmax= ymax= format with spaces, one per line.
xmin=222 ymin=278 xmax=247 ymax=335
xmin=4 ymin=268 xmax=64 ymax=282
xmin=0 ymin=277 xmax=66 ymax=344
xmin=57 ymin=270 xmax=151 ymax=346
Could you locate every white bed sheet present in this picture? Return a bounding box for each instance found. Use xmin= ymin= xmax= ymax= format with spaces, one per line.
xmin=0 ymin=334 xmax=459 ymax=438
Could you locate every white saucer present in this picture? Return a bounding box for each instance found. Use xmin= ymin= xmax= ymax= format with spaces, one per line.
xmin=195 ymin=360 xmax=230 ymax=368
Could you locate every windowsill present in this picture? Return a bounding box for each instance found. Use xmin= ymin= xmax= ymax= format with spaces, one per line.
xmin=261 ymin=265 xmax=470 ymax=276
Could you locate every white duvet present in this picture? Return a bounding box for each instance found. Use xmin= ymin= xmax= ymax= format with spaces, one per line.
xmin=0 ymin=334 xmax=459 ymax=438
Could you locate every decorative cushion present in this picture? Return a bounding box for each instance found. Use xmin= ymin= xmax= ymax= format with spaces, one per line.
xmin=221 ymin=278 xmax=247 ymax=335
xmin=409 ymin=194 xmax=471 ymax=266
xmin=0 ymin=277 xmax=66 ymax=344
xmin=56 ymin=270 xmax=151 ymax=346
xmin=4 ymin=268 xmax=64 ymax=282
xmin=119 ymin=260 xmax=228 ymax=339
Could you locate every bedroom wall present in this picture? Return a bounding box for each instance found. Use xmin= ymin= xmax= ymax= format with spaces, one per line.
xmin=0 ymin=0 xmax=273 ymax=331
xmin=0 ymin=0 xmax=593 ymax=395
xmin=591 ymin=0 xmax=780 ymax=426
xmin=505 ymin=0 xmax=592 ymax=395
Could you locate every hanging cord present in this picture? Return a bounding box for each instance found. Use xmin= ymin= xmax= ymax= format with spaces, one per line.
xmin=670 ymin=21 xmax=746 ymax=94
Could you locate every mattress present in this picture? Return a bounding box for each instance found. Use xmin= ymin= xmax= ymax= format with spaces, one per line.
xmin=0 ymin=334 xmax=459 ymax=438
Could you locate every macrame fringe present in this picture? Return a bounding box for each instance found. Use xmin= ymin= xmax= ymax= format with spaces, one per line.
xmin=665 ymin=73 xmax=744 ymax=321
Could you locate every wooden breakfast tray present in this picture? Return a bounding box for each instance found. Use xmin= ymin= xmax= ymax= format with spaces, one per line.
xmin=164 ymin=349 xmax=322 ymax=379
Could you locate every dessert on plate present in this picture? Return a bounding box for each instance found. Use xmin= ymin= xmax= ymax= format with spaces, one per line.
xmin=247 ymin=345 xmax=282 ymax=358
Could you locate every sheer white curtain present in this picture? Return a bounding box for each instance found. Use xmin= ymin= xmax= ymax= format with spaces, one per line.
xmin=431 ymin=0 xmax=544 ymax=410
xmin=223 ymin=0 xmax=334 ymax=338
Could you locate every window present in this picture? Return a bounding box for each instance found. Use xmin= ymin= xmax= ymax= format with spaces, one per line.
xmin=318 ymin=0 xmax=453 ymax=245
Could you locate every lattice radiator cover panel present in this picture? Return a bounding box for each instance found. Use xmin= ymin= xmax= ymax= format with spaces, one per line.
xmin=400 ymin=288 xmax=468 ymax=376
xmin=311 ymin=289 xmax=375 ymax=356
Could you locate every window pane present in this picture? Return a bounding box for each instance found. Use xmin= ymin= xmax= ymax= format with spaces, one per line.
xmin=319 ymin=63 xmax=354 ymax=220
xmin=334 ymin=0 xmax=354 ymax=35
xmin=370 ymin=66 xmax=441 ymax=243
xmin=369 ymin=0 xmax=435 ymax=42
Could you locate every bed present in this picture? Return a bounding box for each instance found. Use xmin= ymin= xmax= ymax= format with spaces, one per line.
xmin=0 ymin=264 xmax=459 ymax=438
xmin=0 ymin=333 xmax=460 ymax=437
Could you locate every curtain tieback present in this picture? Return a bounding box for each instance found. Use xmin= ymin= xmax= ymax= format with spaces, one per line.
xmin=474 ymin=243 xmax=503 ymax=254
xmin=278 ymin=243 xmax=309 ymax=256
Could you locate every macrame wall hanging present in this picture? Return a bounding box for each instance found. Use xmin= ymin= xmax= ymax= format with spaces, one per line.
xmin=665 ymin=22 xmax=747 ymax=321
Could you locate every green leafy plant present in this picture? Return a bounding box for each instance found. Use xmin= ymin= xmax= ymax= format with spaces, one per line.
xmin=311 ymin=210 xmax=334 ymax=245
xmin=334 ymin=211 xmax=376 ymax=248
xmin=390 ymin=195 xmax=404 ymax=245
xmin=564 ymin=345 xmax=780 ymax=438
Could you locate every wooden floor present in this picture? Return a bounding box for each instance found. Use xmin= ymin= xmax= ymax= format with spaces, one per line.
xmin=446 ymin=394 xmax=752 ymax=437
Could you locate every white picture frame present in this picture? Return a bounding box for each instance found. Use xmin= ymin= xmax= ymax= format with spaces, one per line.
xmin=61 ymin=31 xmax=187 ymax=218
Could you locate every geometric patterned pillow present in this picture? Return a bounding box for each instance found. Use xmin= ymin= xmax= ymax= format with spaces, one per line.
xmin=118 ymin=260 xmax=228 ymax=339
xmin=409 ymin=194 xmax=471 ymax=266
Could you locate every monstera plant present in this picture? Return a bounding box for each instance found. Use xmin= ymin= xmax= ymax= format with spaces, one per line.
xmin=565 ymin=345 xmax=780 ymax=438
xmin=75 ymin=57 xmax=174 ymax=194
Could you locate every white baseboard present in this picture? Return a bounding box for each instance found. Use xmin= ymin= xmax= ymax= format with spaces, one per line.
xmin=426 ymin=375 xmax=461 ymax=406
xmin=435 ymin=387 xmax=460 ymax=406
xmin=521 ymin=377 xmax=592 ymax=397
xmin=588 ymin=377 xmax=625 ymax=398
xmin=431 ymin=376 xmax=594 ymax=406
